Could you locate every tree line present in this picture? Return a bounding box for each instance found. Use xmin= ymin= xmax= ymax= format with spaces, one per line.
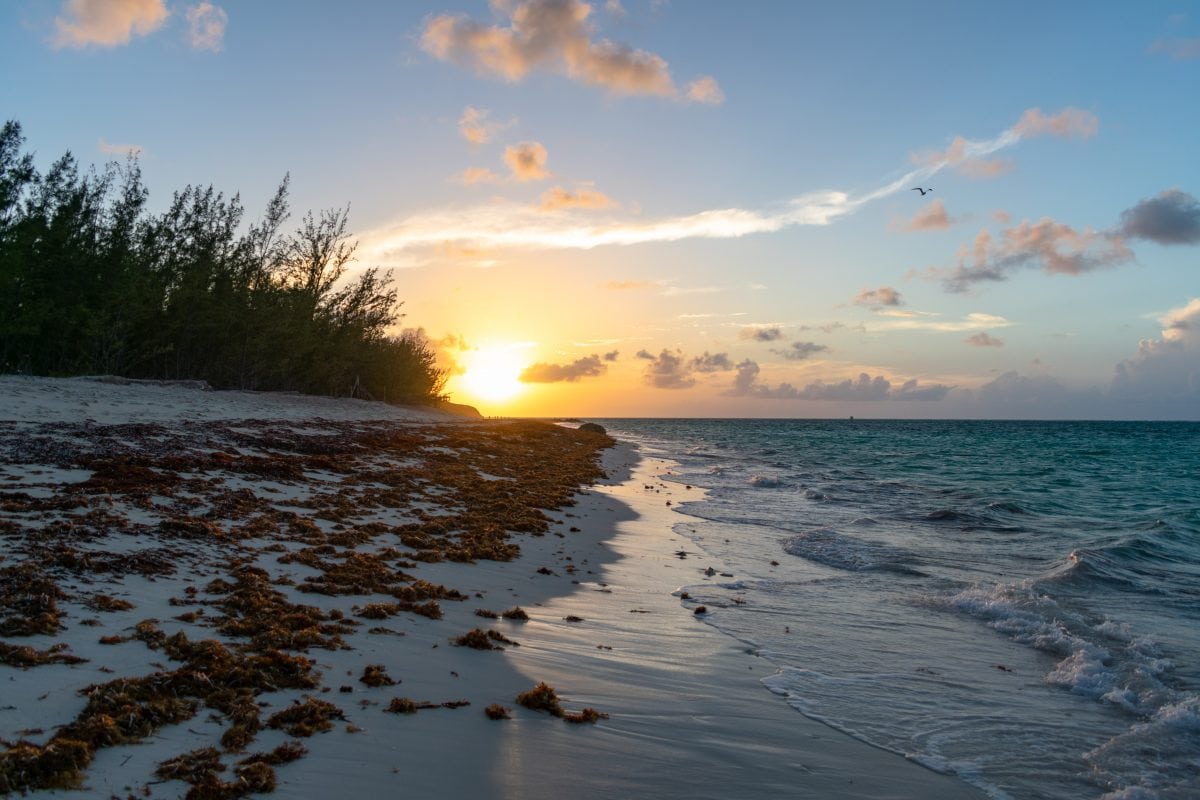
xmin=0 ymin=120 xmax=445 ymax=405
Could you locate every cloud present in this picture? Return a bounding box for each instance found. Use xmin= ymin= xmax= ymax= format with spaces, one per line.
xmin=453 ymin=166 xmax=503 ymax=185
xmin=642 ymin=349 xmax=695 ymax=389
xmin=728 ymin=362 xmax=951 ymax=401
xmin=689 ymin=352 xmax=734 ymax=372
xmin=1149 ymin=38 xmax=1200 ymax=60
xmin=420 ymin=0 xmax=722 ymax=103
xmin=1110 ymin=298 xmax=1200 ymax=417
xmin=935 ymin=189 xmax=1200 ymax=292
xmin=873 ymin=312 xmax=1012 ymax=332
xmin=185 ymin=2 xmax=226 ymax=52
xmin=540 ymin=184 xmax=614 ymax=211
xmin=1117 ymin=189 xmax=1200 ymax=245
xmin=434 ymin=332 xmax=473 ymax=375
xmin=1011 ymin=107 xmax=1099 ymax=140
xmin=635 ymin=349 xmax=655 ymax=359
xmin=965 ymin=332 xmax=1004 ymax=347
xmin=97 ymin=138 xmax=142 ymax=157
xmin=520 ymin=354 xmax=607 ymax=382
xmin=603 ymin=350 xmax=619 ymax=362
xmin=360 ymin=106 xmax=1098 ymax=262
xmin=772 ymin=341 xmax=828 ymax=361
xmin=854 ymin=286 xmax=904 ymax=307
xmin=940 ymin=220 xmax=1132 ymax=292
xmin=739 ymin=325 xmax=783 ymax=342
xmin=912 ymin=136 xmax=1013 ymax=179
xmin=503 ymin=141 xmax=550 ymax=181
xmin=458 ymin=106 xmax=494 ymax=145
xmin=685 ymin=76 xmax=724 ymax=105
xmin=53 ymin=0 xmax=168 ymax=49
xmin=604 ymin=280 xmax=656 ymax=290
xmin=903 ymin=199 xmax=955 ymax=231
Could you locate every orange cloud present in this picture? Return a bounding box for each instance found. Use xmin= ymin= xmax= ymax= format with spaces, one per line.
xmin=1012 ymin=107 xmax=1098 ymax=140
xmin=503 ymin=141 xmax=550 ymax=182
xmin=458 ymin=106 xmax=512 ymax=146
xmin=539 ymin=184 xmax=614 ymax=211
xmin=53 ymin=0 xmax=168 ymax=49
xmin=453 ymin=166 xmax=502 ymax=184
xmin=913 ymin=136 xmax=1012 ymax=180
xmin=421 ymin=0 xmax=722 ymax=103
xmin=185 ymin=2 xmax=227 ymax=52
xmin=903 ymin=199 xmax=954 ymax=231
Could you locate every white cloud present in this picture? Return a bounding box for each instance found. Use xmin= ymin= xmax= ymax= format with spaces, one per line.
xmin=97 ymin=138 xmax=142 ymax=157
xmin=1110 ymin=298 xmax=1200 ymax=417
xmin=185 ymin=2 xmax=226 ymax=52
xmin=361 ymin=106 xmax=1097 ymax=263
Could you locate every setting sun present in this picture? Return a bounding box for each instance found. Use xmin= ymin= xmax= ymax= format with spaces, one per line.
xmin=457 ymin=343 xmax=529 ymax=405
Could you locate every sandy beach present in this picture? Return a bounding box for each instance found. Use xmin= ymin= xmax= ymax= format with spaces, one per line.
xmin=0 ymin=377 xmax=978 ymax=799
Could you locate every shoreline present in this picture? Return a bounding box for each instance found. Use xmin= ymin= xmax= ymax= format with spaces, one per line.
xmin=0 ymin=378 xmax=978 ymax=798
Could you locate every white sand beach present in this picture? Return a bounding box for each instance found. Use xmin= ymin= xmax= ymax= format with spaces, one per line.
xmin=0 ymin=377 xmax=978 ymax=799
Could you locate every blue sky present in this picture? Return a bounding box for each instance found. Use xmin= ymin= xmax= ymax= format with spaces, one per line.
xmin=3 ymin=1 xmax=1198 ymax=417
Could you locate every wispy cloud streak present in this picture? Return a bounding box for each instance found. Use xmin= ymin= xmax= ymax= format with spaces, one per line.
xmin=361 ymin=107 xmax=1090 ymax=264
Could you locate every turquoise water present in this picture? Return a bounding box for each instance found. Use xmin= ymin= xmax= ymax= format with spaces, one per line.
xmin=595 ymin=420 xmax=1200 ymax=800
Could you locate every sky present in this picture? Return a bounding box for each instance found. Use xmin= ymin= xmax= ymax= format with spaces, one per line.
xmin=2 ymin=0 xmax=1199 ymax=419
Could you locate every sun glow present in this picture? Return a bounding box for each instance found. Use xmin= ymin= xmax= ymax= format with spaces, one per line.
xmin=458 ymin=343 xmax=529 ymax=405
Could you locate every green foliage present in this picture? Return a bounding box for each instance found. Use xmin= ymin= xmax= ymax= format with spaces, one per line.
xmin=0 ymin=120 xmax=445 ymax=404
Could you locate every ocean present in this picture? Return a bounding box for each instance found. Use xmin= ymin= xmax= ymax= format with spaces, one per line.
xmin=594 ymin=419 xmax=1200 ymax=800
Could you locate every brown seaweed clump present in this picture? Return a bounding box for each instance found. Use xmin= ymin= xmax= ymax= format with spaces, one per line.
xmin=360 ymin=664 xmax=397 ymax=687
xmin=156 ymin=751 xmax=276 ymax=800
xmin=452 ymin=628 xmax=518 ymax=650
xmin=563 ymin=707 xmax=609 ymax=724
xmin=484 ymin=704 xmax=511 ymax=720
xmin=0 ymin=564 xmax=65 ymax=636
xmin=0 ymin=739 xmax=91 ymax=793
xmin=266 ymin=697 xmax=345 ymax=736
xmin=85 ymin=594 xmax=135 ymax=612
xmin=500 ymin=606 xmax=529 ymax=621
xmin=384 ymin=698 xmax=466 ymax=714
xmin=0 ymin=641 xmax=86 ymax=667
xmin=515 ymin=682 xmax=563 ymax=716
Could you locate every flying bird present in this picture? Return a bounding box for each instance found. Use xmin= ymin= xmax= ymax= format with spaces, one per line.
xmin=911 ymin=187 xmax=932 ymax=196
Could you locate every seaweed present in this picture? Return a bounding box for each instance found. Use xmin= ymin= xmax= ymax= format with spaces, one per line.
xmin=515 ymin=682 xmax=563 ymax=716
xmin=266 ymin=697 xmax=345 ymax=736
xmin=360 ymin=664 xmax=396 ymax=687
xmin=452 ymin=628 xmax=518 ymax=650
xmin=0 ymin=641 xmax=86 ymax=667
xmin=484 ymin=704 xmax=511 ymax=720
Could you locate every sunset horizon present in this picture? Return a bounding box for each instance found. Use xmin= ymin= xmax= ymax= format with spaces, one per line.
xmin=5 ymin=1 xmax=1197 ymax=419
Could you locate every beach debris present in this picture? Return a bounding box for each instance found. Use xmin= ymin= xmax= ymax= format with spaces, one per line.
xmin=563 ymin=708 xmax=609 ymax=724
xmin=704 ymin=567 xmax=717 ymax=576
xmin=994 ymin=664 xmax=1015 ymax=673
xmin=679 ymin=592 xmax=690 ymax=600
xmin=563 ymin=615 xmax=584 ymax=623
xmin=516 ymin=682 xmax=563 ymax=716
xmin=694 ymin=606 xmax=709 ymax=615
xmin=0 ymin=641 xmax=86 ymax=667
xmin=0 ymin=417 xmax=617 ymax=792
xmin=485 ymin=703 xmax=512 ymax=720
xmin=266 ymin=698 xmax=345 ymax=736
xmin=536 ymin=567 xmax=556 ymax=575
xmin=474 ymin=608 xmax=499 ymax=618
xmin=500 ymin=606 xmax=529 ymax=621
xmin=360 ymin=664 xmax=397 ymax=687
xmin=85 ymin=594 xmax=135 ymax=612
xmin=386 ymin=697 xmax=432 ymax=714
xmin=452 ymin=628 xmax=518 ymax=650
